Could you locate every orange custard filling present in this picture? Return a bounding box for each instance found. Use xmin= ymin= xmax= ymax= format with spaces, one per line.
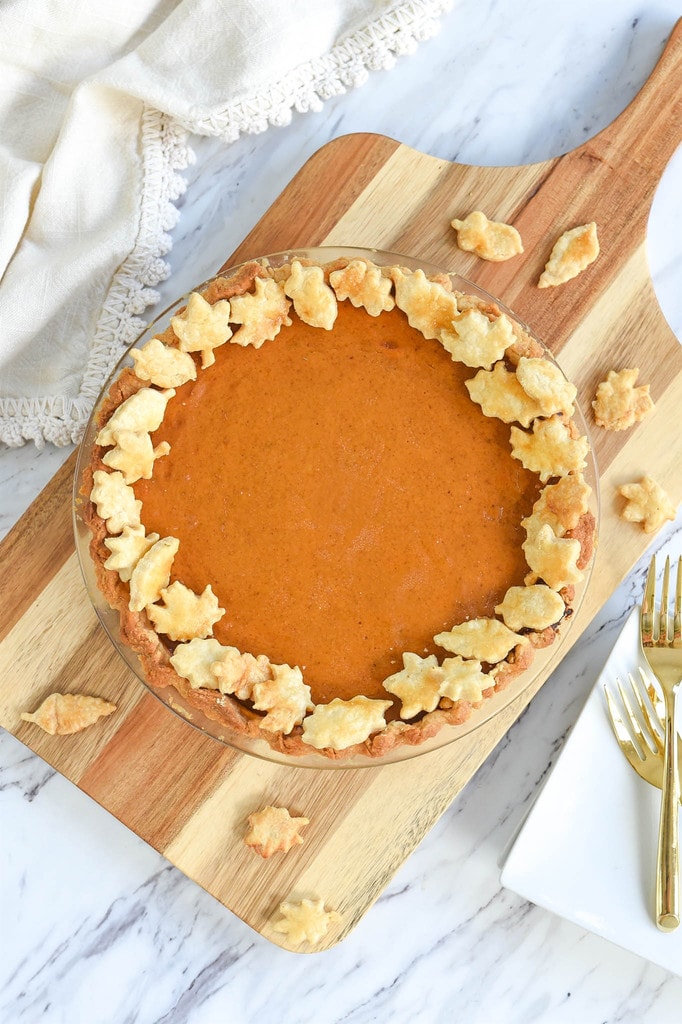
xmin=134 ymin=301 xmax=539 ymax=704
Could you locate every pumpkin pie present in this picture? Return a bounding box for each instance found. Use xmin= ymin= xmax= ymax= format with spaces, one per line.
xmin=82 ymin=255 xmax=595 ymax=759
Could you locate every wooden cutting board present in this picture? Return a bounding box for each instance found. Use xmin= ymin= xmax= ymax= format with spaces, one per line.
xmin=1 ymin=21 xmax=681 ymax=953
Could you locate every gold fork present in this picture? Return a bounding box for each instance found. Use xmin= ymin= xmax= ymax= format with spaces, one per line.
xmin=641 ymin=555 xmax=682 ymax=932
xmin=604 ymin=669 xmax=682 ymax=800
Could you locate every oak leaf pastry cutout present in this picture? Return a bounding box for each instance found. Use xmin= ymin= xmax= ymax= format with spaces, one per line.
xmin=434 ymin=617 xmax=526 ymax=663
xmin=171 ymin=291 xmax=232 ymax=368
xmin=170 ymin=637 xmax=229 ymax=690
xmin=465 ymin=361 xmax=545 ymax=427
xmin=272 ymin=898 xmax=341 ymax=946
xmin=95 ymin=387 xmax=176 ymax=446
xmin=244 ymin=805 xmax=310 ymax=858
xmin=329 ymin=259 xmax=395 ymax=316
xmin=592 ymin=367 xmax=654 ymax=431
xmin=510 ymin=417 xmax=588 ymax=482
xmin=516 ymin=357 xmax=576 ymax=418
xmin=90 ymin=469 xmax=142 ymax=535
xmin=301 ymin=695 xmax=392 ymax=750
xmin=229 ymin=277 xmax=292 ymax=348
xmin=521 ymin=519 xmax=583 ymax=591
xmin=128 ymin=536 xmax=180 ymax=612
xmin=390 ymin=268 xmax=459 ymax=340
xmin=526 ymin=472 xmax=591 ymax=537
xmin=495 ymin=584 xmax=566 ymax=632
xmin=146 ymin=581 xmax=225 ymax=641
xmin=130 ymin=337 xmax=198 ymax=388
xmin=450 ymin=210 xmax=524 ymax=262
xmin=538 ymin=222 xmax=599 ymax=288
xmin=618 ymin=476 xmax=677 ymax=534
xmin=381 ymin=652 xmax=446 ymax=719
xmin=103 ymin=524 xmax=160 ymax=582
xmin=383 ymin=652 xmax=488 ymax=718
xmin=101 ymin=429 xmax=170 ymax=484
xmin=441 ymin=309 xmax=515 ymax=369
xmin=283 ymin=260 xmax=338 ymax=330
xmin=21 ymin=693 xmax=116 ymax=735
xmin=251 ymin=664 xmax=314 ymax=735
xmin=211 ymin=648 xmax=272 ymax=700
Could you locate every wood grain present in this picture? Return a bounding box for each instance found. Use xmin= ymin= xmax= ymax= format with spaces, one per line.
xmin=1 ymin=21 xmax=681 ymax=952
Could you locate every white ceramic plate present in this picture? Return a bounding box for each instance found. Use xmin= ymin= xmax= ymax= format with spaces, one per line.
xmin=501 ymin=606 xmax=682 ymax=976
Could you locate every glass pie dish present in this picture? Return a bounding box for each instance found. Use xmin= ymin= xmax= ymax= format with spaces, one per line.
xmin=73 ymin=246 xmax=599 ymax=769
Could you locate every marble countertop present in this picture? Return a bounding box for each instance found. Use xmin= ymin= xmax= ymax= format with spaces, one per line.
xmin=2 ymin=2 xmax=682 ymax=1021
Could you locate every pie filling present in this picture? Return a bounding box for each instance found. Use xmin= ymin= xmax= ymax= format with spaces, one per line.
xmin=83 ymin=256 xmax=595 ymax=758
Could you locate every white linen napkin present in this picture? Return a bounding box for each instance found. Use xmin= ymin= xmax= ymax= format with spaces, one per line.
xmin=0 ymin=0 xmax=451 ymax=447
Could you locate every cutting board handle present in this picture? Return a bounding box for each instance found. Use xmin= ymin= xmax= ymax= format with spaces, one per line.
xmin=586 ymin=18 xmax=682 ymax=185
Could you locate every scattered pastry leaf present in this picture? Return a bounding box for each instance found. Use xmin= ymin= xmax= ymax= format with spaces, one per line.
xmin=592 ymin=368 xmax=654 ymax=431
xmin=244 ymin=805 xmax=309 ymax=858
xmin=450 ymin=210 xmax=524 ymax=262
xmin=538 ymin=222 xmax=599 ymax=288
xmin=21 ymin=693 xmax=116 ymax=735
xmin=272 ymin=898 xmax=341 ymax=946
xmin=618 ymin=476 xmax=676 ymax=534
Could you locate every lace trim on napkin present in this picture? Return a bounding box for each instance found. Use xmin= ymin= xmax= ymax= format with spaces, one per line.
xmin=180 ymin=0 xmax=452 ymax=139
xmin=0 ymin=108 xmax=193 ymax=448
xmin=0 ymin=0 xmax=451 ymax=447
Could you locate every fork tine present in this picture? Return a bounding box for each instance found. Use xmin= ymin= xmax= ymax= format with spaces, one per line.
xmin=642 ymin=555 xmax=656 ymax=646
xmin=616 ymin=675 xmax=656 ymax=756
xmin=604 ymin=685 xmax=645 ymax=762
xmin=638 ymin=666 xmax=666 ymax=738
xmin=660 ymin=556 xmax=671 ymax=645
xmin=674 ymin=557 xmax=681 ymax=649
xmin=627 ymin=672 xmax=664 ymax=754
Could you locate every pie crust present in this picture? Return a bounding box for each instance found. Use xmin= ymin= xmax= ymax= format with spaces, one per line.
xmin=81 ymin=255 xmax=596 ymax=760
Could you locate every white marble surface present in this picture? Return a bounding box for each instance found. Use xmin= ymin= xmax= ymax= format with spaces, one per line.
xmin=2 ymin=1 xmax=682 ymax=1021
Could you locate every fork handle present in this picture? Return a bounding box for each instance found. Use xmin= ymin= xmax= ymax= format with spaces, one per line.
xmin=656 ymin=686 xmax=680 ymax=931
